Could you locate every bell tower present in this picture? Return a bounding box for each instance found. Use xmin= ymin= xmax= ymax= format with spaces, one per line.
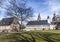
xmin=47 ymin=16 xmax=50 ymax=24
xmin=37 ymin=13 xmax=41 ymax=21
xmin=52 ymin=13 xmax=57 ymax=23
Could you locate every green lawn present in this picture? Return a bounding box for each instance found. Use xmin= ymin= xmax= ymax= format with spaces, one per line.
xmin=0 ymin=30 xmax=60 ymax=42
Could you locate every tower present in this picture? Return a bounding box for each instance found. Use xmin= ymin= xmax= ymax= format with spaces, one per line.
xmin=52 ymin=13 xmax=57 ymax=23
xmin=47 ymin=16 xmax=50 ymax=24
xmin=37 ymin=13 xmax=41 ymax=21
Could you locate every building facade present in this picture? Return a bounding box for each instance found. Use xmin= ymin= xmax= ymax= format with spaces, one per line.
xmin=0 ymin=17 xmax=20 ymax=32
xmin=23 ymin=13 xmax=58 ymax=31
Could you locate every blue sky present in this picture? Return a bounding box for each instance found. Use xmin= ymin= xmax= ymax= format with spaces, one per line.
xmin=0 ymin=0 xmax=60 ymax=21
xmin=26 ymin=0 xmax=60 ymax=21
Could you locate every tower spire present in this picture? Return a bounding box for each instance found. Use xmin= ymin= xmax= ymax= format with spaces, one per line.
xmin=52 ymin=13 xmax=57 ymax=23
xmin=37 ymin=13 xmax=41 ymax=21
xmin=47 ymin=16 xmax=50 ymax=24
xmin=47 ymin=16 xmax=49 ymax=19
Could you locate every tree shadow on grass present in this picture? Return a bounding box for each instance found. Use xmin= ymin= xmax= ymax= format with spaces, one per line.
xmin=30 ymin=33 xmax=36 ymax=42
xmin=8 ymin=33 xmax=33 ymax=42
xmin=24 ymin=32 xmax=55 ymax=42
xmin=2 ymin=33 xmax=36 ymax=42
xmin=24 ymin=32 xmax=36 ymax=42
xmin=37 ymin=32 xmax=55 ymax=42
xmin=26 ymin=32 xmax=55 ymax=42
xmin=0 ymin=32 xmax=60 ymax=42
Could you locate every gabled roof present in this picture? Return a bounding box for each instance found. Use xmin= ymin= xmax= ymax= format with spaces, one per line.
xmin=27 ymin=20 xmax=49 ymax=25
xmin=0 ymin=17 xmax=14 ymax=26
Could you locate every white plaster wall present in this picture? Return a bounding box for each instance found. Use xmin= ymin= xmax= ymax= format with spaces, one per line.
xmin=50 ymin=25 xmax=56 ymax=30
xmin=23 ymin=25 xmax=50 ymax=31
xmin=0 ymin=26 xmax=11 ymax=32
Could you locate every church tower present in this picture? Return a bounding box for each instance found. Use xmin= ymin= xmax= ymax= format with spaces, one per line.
xmin=52 ymin=13 xmax=57 ymax=23
xmin=37 ymin=13 xmax=41 ymax=21
xmin=47 ymin=16 xmax=50 ymax=24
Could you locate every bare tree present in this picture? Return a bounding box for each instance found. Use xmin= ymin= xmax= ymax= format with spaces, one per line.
xmin=0 ymin=0 xmax=33 ymax=31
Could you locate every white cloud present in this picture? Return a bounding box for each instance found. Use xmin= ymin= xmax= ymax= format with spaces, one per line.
xmin=48 ymin=0 xmax=60 ymax=13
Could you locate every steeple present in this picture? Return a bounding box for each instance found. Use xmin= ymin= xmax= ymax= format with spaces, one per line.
xmin=47 ymin=16 xmax=50 ymax=24
xmin=47 ymin=16 xmax=50 ymax=19
xmin=37 ymin=13 xmax=41 ymax=21
xmin=52 ymin=13 xmax=57 ymax=23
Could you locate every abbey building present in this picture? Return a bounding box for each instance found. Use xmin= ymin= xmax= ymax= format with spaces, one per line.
xmin=23 ymin=13 xmax=60 ymax=31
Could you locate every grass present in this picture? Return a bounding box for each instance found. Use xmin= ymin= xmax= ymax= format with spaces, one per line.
xmin=0 ymin=30 xmax=60 ymax=42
